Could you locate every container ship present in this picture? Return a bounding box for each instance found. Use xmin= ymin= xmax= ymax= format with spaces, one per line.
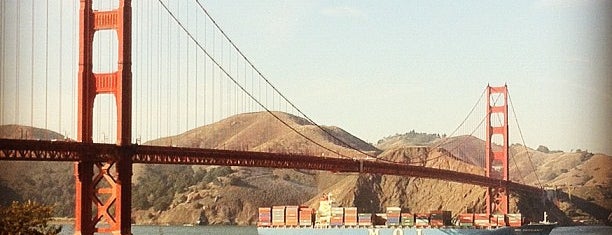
xmin=257 ymin=193 xmax=555 ymax=235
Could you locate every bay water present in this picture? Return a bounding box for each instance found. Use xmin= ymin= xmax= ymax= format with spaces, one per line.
xmin=58 ymin=224 xmax=610 ymax=235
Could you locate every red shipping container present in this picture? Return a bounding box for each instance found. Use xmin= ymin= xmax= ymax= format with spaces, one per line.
xmin=459 ymin=213 xmax=474 ymax=223
xmin=299 ymin=208 xmax=313 ymax=226
xmin=474 ymin=213 xmax=490 ymax=227
xmin=258 ymin=207 xmax=272 ymax=227
xmin=344 ymin=207 xmax=358 ymax=226
xmin=415 ymin=213 xmax=429 ymax=226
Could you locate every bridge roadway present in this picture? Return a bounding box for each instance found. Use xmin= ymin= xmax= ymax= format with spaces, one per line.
xmin=0 ymin=138 xmax=541 ymax=194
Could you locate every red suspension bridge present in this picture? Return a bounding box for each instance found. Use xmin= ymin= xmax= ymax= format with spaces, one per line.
xmin=0 ymin=1 xmax=545 ymax=234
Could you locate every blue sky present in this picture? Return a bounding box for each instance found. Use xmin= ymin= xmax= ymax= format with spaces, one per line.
xmin=200 ymin=0 xmax=611 ymax=154
xmin=0 ymin=0 xmax=610 ymax=154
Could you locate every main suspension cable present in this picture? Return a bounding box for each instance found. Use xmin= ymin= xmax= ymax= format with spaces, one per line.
xmin=158 ymin=0 xmax=355 ymax=159
xmin=508 ymin=91 xmax=543 ymax=188
xmin=428 ymin=87 xmax=487 ymax=151
xmin=191 ymin=0 xmax=378 ymax=159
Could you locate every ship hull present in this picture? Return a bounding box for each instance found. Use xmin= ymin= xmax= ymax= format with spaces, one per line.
xmin=513 ymin=224 xmax=556 ymax=235
xmin=258 ymin=227 xmax=515 ymax=235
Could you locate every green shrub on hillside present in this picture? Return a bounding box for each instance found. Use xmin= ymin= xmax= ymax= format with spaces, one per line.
xmin=132 ymin=166 xmax=234 ymax=211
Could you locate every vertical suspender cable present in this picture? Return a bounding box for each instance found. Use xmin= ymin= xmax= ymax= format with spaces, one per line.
xmin=71 ymin=0 xmax=76 ymax=139
xmin=45 ymin=0 xmax=49 ymax=131
xmin=203 ymin=12 xmax=206 ymax=127
xmin=220 ymin=38 xmax=223 ymax=121
xmin=155 ymin=1 xmax=162 ymax=138
xmin=31 ymin=1 xmax=35 ymax=127
xmin=0 ymin=0 xmax=4 ymax=124
xmin=147 ymin=0 xmax=152 ymax=140
xmin=108 ymin=0 xmax=114 ymax=142
xmin=186 ymin=4 xmax=190 ymax=130
xmin=228 ymin=42 xmax=232 ymax=117
xmin=211 ymin=24 xmax=215 ymax=124
xmin=236 ymin=51 xmax=239 ymax=115
xmin=176 ymin=0 xmax=180 ymax=134
xmin=96 ymin=26 xmax=101 ymax=142
xmin=243 ymin=54 xmax=247 ymax=112
xmin=59 ymin=0 xmax=63 ymax=136
xmin=251 ymin=64 xmax=253 ymax=112
xmin=195 ymin=6 xmax=199 ymax=129
xmin=228 ymin=46 xmax=231 ymax=117
xmin=113 ymin=2 xmax=117 ymax=141
xmin=227 ymin=41 xmax=231 ymax=117
xmin=135 ymin=0 xmax=140 ymax=141
xmin=159 ymin=3 xmax=163 ymax=137
xmin=236 ymin=53 xmax=239 ymax=115
xmin=16 ymin=0 xmax=20 ymax=125
xmin=243 ymin=53 xmax=247 ymax=112
xmin=250 ymin=60 xmax=254 ymax=112
xmin=166 ymin=1 xmax=170 ymax=138
xmin=257 ymin=68 xmax=260 ymax=113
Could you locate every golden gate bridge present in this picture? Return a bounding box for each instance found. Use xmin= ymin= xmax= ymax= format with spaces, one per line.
xmin=0 ymin=1 xmax=546 ymax=234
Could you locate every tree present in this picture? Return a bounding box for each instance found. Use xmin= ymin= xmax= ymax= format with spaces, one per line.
xmin=536 ymin=145 xmax=550 ymax=153
xmin=0 ymin=201 xmax=61 ymax=235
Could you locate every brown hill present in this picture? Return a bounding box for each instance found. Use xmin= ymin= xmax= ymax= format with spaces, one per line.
xmin=146 ymin=111 xmax=378 ymax=156
xmin=131 ymin=111 xmax=380 ymax=225
xmin=304 ymin=135 xmax=611 ymax=225
xmin=0 ymin=125 xmax=74 ymax=216
xmin=304 ymin=146 xmax=490 ymax=215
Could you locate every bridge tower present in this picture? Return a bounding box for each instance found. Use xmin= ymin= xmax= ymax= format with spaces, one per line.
xmin=75 ymin=0 xmax=132 ymax=234
xmin=485 ymin=85 xmax=509 ymax=215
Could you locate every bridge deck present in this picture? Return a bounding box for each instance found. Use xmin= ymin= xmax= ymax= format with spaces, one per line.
xmin=0 ymin=138 xmax=541 ymax=194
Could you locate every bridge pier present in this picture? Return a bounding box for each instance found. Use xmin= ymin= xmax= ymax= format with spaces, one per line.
xmin=76 ymin=0 xmax=132 ymax=234
xmin=74 ymin=161 xmax=94 ymax=235
xmin=485 ymin=85 xmax=509 ymax=215
xmin=115 ymin=155 xmax=133 ymax=235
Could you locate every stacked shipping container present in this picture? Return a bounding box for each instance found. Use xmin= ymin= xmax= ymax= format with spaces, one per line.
xmin=459 ymin=213 xmax=474 ymax=227
xmin=330 ymin=207 xmax=344 ymax=226
xmin=258 ymin=207 xmax=271 ymax=227
xmin=386 ymin=207 xmax=401 ymax=226
xmin=272 ymin=206 xmax=285 ymax=226
xmin=415 ymin=213 xmax=429 ymax=227
xmin=344 ymin=207 xmax=357 ymax=226
xmin=299 ymin=207 xmax=313 ymax=226
xmin=285 ymin=206 xmax=299 ymax=226
xmin=400 ymin=213 xmax=414 ymax=227
xmin=258 ymin=206 xmax=524 ymax=228
xmin=474 ymin=213 xmax=490 ymax=227
xmin=429 ymin=210 xmax=452 ymax=227
xmin=358 ymin=213 xmax=372 ymax=226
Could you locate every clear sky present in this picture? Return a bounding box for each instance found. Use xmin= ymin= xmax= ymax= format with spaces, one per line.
xmin=199 ymin=0 xmax=611 ymax=154
xmin=1 ymin=0 xmax=610 ymax=155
